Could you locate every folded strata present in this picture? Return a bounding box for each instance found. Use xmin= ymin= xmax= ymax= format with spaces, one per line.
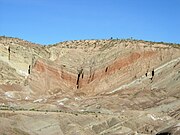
xmin=0 ymin=36 xmax=180 ymax=134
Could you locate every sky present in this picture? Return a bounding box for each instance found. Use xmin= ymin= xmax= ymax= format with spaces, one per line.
xmin=0 ymin=0 xmax=180 ymax=45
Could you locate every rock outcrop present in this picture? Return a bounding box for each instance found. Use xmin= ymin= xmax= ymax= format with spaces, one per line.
xmin=0 ymin=36 xmax=180 ymax=135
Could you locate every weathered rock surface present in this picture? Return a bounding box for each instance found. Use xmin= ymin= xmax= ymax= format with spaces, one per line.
xmin=0 ymin=36 xmax=180 ymax=134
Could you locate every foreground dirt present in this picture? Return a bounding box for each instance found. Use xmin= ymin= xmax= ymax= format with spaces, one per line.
xmin=0 ymin=36 xmax=180 ymax=134
xmin=0 ymin=109 xmax=179 ymax=135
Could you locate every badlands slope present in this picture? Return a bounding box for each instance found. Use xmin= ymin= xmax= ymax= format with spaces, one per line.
xmin=0 ymin=36 xmax=180 ymax=135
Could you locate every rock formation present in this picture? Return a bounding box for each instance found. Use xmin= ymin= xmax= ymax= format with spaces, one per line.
xmin=0 ymin=36 xmax=180 ymax=135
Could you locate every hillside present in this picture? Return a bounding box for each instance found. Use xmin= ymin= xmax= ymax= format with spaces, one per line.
xmin=0 ymin=36 xmax=180 ymax=135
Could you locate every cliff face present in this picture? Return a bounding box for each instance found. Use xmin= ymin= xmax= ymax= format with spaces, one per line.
xmin=29 ymin=39 xmax=180 ymax=95
xmin=0 ymin=36 xmax=179 ymax=98
xmin=0 ymin=36 xmax=180 ymax=135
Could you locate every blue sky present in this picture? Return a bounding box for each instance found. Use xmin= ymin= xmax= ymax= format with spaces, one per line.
xmin=0 ymin=0 xmax=180 ymax=45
